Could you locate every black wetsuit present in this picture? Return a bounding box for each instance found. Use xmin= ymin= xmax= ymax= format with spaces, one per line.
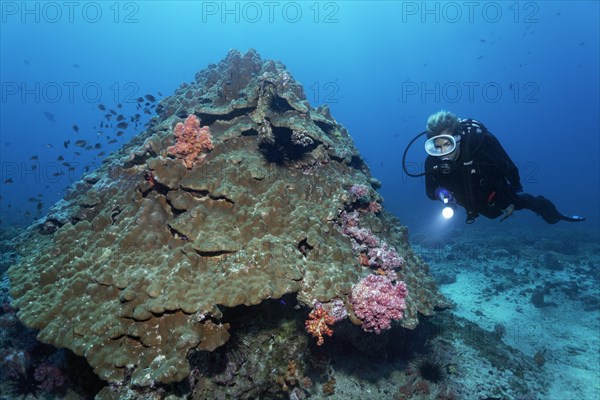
xmin=425 ymin=120 xmax=583 ymax=224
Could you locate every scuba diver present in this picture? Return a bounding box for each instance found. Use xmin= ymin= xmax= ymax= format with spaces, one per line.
xmin=402 ymin=110 xmax=585 ymax=224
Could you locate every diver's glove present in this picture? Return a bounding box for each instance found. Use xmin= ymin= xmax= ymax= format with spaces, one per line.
xmin=499 ymin=204 xmax=515 ymax=222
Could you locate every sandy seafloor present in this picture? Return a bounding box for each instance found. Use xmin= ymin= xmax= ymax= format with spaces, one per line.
xmin=407 ymin=217 xmax=600 ymax=400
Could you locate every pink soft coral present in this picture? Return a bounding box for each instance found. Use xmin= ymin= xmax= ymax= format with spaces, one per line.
xmin=167 ymin=114 xmax=213 ymax=168
xmin=350 ymin=274 xmax=408 ymax=334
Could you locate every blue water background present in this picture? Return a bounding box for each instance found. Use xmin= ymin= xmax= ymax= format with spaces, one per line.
xmin=1 ymin=1 xmax=598 ymax=232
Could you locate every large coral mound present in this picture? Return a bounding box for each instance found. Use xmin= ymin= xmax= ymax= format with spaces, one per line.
xmin=8 ymin=49 xmax=445 ymax=386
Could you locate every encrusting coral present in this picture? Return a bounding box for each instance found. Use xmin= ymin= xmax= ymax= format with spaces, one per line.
xmin=8 ymin=49 xmax=446 ymax=388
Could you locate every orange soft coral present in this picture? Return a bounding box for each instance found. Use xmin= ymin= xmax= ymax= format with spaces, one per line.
xmin=167 ymin=114 xmax=213 ymax=168
xmin=305 ymin=303 xmax=335 ymax=346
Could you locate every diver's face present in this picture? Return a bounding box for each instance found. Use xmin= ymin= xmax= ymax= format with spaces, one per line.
xmin=437 ymin=129 xmax=460 ymax=161
xmin=433 ymin=137 xmax=454 ymax=154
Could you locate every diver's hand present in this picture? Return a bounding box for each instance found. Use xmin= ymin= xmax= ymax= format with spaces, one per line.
xmin=499 ymin=204 xmax=515 ymax=222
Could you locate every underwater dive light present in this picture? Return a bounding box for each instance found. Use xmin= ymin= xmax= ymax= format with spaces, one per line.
xmin=435 ymin=188 xmax=456 ymax=219
xmin=441 ymin=201 xmax=456 ymax=219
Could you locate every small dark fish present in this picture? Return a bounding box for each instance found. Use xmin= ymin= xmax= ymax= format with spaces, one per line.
xmin=158 ymin=92 xmax=163 ymax=96
xmin=116 ymin=122 xmax=128 ymax=129
xmin=477 ymin=55 xmax=484 ymax=60
xmin=31 ymin=165 xmax=38 ymax=170
xmin=579 ymin=41 xmax=586 ymax=46
xmin=116 ymin=115 xmax=125 ymax=121
xmin=143 ymin=108 xmax=151 ymax=115
xmin=105 ymin=114 xmax=112 ymax=121
xmin=52 ymin=172 xmax=64 ymax=177
xmin=73 ymin=125 xmax=79 ymax=132
xmin=85 ymin=145 xmax=93 ymax=151
xmin=63 ymin=140 xmax=70 ymax=148
xmin=480 ymin=39 xmax=487 ymax=43
xmin=74 ymin=140 xmax=87 ymax=147
xmin=37 ymin=202 xmax=43 ymax=210
xmin=98 ymin=104 xmax=106 ymax=111
xmin=97 ymin=151 xmax=106 ymax=157
xmin=109 ymin=109 xmax=117 ymax=115
xmin=116 ymin=131 xmax=124 ymax=137
xmin=145 ymin=94 xmax=156 ymax=102
xmin=117 ymin=103 xmax=123 ymax=108
xmin=24 ymin=59 xmax=30 ymax=65
xmin=84 ymin=166 xmax=90 ymax=173
xmin=44 ymin=111 xmax=56 ymax=122
xmin=57 ymin=155 xmax=64 ymax=161
xmin=68 ymin=167 xmax=75 ymax=171
xmin=73 ymin=63 xmax=80 ymax=68
xmin=30 ymin=155 xmax=38 ymax=160
xmin=62 ymin=162 xmax=71 ymax=167
xmin=108 ymin=139 xmax=117 ymax=144
xmin=136 ymin=97 xmax=144 ymax=103
xmin=94 ymin=143 xmax=102 ymax=149
xmin=74 ymin=151 xmax=81 ymax=156
xmin=100 ymin=121 xmax=104 ymax=128
xmin=4 ymin=178 xmax=14 ymax=184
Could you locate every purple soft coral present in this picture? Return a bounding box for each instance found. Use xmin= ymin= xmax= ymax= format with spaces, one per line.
xmin=366 ymin=241 xmax=405 ymax=270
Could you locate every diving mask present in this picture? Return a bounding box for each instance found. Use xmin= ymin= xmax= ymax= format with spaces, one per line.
xmin=424 ymin=134 xmax=461 ymax=157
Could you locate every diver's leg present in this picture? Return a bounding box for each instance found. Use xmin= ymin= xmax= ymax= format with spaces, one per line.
xmin=516 ymin=194 xmax=585 ymax=223
xmin=532 ymin=196 xmax=563 ymax=224
xmin=513 ymin=194 xmax=536 ymax=211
